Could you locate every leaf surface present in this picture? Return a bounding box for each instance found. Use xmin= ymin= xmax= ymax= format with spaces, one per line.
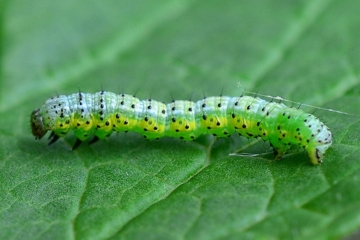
xmin=1 ymin=0 xmax=360 ymax=239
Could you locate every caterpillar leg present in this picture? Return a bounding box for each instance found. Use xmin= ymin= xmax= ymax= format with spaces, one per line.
xmin=71 ymin=136 xmax=101 ymax=150
xmin=88 ymin=136 xmax=100 ymax=145
xmin=48 ymin=133 xmax=60 ymax=145
xmin=48 ymin=131 xmax=56 ymax=140
xmin=72 ymin=138 xmax=83 ymax=150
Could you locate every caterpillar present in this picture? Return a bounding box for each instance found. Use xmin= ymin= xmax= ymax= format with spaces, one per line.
xmin=30 ymin=91 xmax=332 ymax=165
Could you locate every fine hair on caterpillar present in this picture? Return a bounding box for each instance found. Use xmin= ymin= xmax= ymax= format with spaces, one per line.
xmin=30 ymin=91 xmax=332 ymax=165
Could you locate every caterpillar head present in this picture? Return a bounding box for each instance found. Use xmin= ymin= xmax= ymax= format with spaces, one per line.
xmin=31 ymin=109 xmax=47 ymax=139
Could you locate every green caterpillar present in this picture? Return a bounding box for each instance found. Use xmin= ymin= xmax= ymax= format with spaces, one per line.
xmin=30 ymin=91 xmax=332 ymax=165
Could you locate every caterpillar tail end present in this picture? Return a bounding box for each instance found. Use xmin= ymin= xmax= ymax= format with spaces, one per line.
xmin=308 ymin=146 xmax=329 ymax=165
xmin=308 ymin=131 xmax=332 ymax=165
xmin=30 ymin=109 xmax=47 ymax=139
xmin=275 ymin=147 xmax=329 ymax=165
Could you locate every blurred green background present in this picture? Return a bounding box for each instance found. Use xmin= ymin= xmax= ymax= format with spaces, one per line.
xmin=1 ymin=0 xmax=360 ymax=239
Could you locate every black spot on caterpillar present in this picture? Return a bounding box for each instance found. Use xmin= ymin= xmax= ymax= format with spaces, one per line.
xmin=30 ymin=91 xmax=332 ymax=165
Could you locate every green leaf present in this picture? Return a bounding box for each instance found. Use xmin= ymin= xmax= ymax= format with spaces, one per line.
xmin=1 ymin=0 xmax=360 ymax=239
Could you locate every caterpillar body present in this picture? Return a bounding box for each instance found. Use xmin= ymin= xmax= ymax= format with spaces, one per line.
xmin=30 ymin=91 xmax=332 ymax=165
